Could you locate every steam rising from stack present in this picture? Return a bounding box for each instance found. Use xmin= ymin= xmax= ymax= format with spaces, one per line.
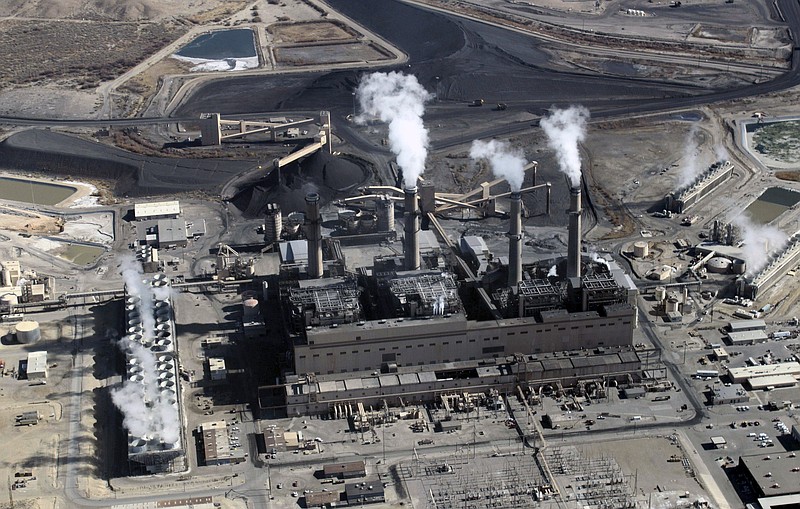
xmin=731 ymin=214 xmax=788 ymax=275
xmin=677 ymin=126 xmax=701 ymax=190
xmin=541 ymin=106 xmax=589 ymax=279
xmin=356 ymin=72 xmax=432 ymax=189
xmin=469 ymin=140 xmax=528 ymax=286
xmin=112 ymin=256 xmax=181 ymax=445
xmin=469 ymin=140 xmax=526 ymax=192
xmin=541 ymin=106 xmax=589 ymax=189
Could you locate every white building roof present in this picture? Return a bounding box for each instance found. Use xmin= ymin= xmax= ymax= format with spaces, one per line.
xmin=727 ymin=362 xmax=800 ymax=383
xmin=279 ymin=240 xmax=309 ymax=264
xmin=134 ymin=201 xmax=181 ymax=219
xmin=26 ymin=351 xmax=47 ymax=375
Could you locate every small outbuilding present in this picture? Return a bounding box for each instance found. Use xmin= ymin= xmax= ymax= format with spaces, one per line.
xmin=345 ymin=480 xmax=385 ymax=505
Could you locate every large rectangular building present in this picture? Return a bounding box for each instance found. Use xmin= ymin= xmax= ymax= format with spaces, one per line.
xmin=134 ymin=201 xmax=181 ymax=221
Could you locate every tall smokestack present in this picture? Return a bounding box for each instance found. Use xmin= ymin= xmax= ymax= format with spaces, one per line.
xmin=404 ymin=187 xmax=420 ymax=271
xmin=567 ymin=186 xmax=582 ymax=279
xmin=305 ymin=193 xmax=323 ymax=278
xmin=508 ymin=192 xmax=523 ymax=287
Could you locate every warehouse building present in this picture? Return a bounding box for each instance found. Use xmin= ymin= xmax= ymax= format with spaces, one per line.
xmin=739 ymin=453 xmax=800 ymax=498
xmin=134 ymin=201 xmax=181 ymax=221
xmin=727 ymin=362 xmax=800 ymax=389
xmin=322 ymin=460 xmax=366 ymax=480
xmin=710 ymin=384 xmax=749 ymax=405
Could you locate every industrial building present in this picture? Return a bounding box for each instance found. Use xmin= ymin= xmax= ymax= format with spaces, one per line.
xmin=322 ymin=460 xmax=366 ymax=479
xmin=198 ymin=421 xmax=245 ymax=466
xmin=0 ymin=260 xmax=56 ymax=313
xmin=727 ymin=362 xmax=800 ymax=389
xmin=664 ymin=160 xmax=734 ymax=213
xmin=259 ymin=178 xmax=642 ymax=415
xmin=345 ymin=480 xmax=385 ymax=505
xmin=737 ymin=231 xmax=800 ymax=299
xmin=710 ymin=383 xmax=749 ymax=405
xmin=208 ymin=358 xmax=227 ymax=381
xmin=25 ymin=351 xmax=47 ymax=380
xmin=133 ymin=200 xmax=181 ymax=221
xmin=738 ymin=453 xmax=800 ymax=498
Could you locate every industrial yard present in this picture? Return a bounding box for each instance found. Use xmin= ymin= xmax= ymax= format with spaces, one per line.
xmin=1 ymin=0 xmax=800 ymax=508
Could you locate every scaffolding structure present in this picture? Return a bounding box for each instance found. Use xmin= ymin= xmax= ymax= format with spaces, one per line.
xmin=518 ymin=279 xmax=562 ymax=318
xmin=385 ymin=272 xmax=460 ymax=317
xmin=544 ymin=446 xmax=636 ymax=509
xmin=288 ymin=279 xmax=362 ymax=327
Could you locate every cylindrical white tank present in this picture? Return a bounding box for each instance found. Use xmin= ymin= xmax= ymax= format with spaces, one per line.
xmin=376 ymin=195 xmax=395 ymax=232
xmin=243 ymin=298 xmax=260 ymax=321
xmin=2 ymin=293 xmax=18 ymax=309
xmin=654 ymin=286 xmax=667 ymax=302
xmin=15 ymin=320 xmax=41 ymax=344
xmin=633 ymin=241 xmax=649 ymax=258
xmin=264 ymin=203 xmax=283 ymax=244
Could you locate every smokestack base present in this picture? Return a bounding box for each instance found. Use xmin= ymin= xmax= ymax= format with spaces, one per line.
xmin=507 ymin=192 xmax=523 ymax=287
xmin=404 ymin=187 xmax=420 ymax=271
xmin=306 ymin=192 xmax=323 ymax=278
xmin=567 ymin=186 xmax=582 ymax=279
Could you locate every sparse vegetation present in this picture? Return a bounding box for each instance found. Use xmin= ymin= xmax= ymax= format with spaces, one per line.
xmin=752 ymin=121 xmax=800 ymax=163
xmin=0 ymin=20 xmax=184 ymax=89
xmin=775 ymin=171 xmax=800 ymax=182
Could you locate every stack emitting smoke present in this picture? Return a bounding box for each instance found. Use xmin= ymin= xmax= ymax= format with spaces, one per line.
xmin=112 ymin=257 xmax=180 ymax=446
xmin=357 ymin=72 xmax=432 ymax=270
xmin=541 ymin=106 xmax=589 ymax=279
xmin=469 ymin=139 xmax=527 ymax=287
xmin=305 ymin=192 xmax=323 ymax=278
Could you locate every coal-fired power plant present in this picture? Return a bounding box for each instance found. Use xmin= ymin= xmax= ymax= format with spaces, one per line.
xmin=568 ymin=186 xmax=582 ymax=279
xmin=507 ymin=192 xmax=523 ymax=287
xmin=305 ymin=192 xmax=323 ymax=278
xmin=404 ymin=186 xmax=420 ymax=271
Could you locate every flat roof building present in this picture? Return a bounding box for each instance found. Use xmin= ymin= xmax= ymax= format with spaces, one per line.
xmin=728 ymin=362 xmax=800 ymax=386
xmin=345 ymin=480 xmax=385 ymax=505
xmin=726 ymin=330 xmax=768 ymax=345
xmin=323 ymin=460 xmax=366 ymax=479
xmin=209 ymin=357 xmax=227 ymax=381
xmin=739 ymin=453 xmax=800 ymax=498
xmin=711 ymin=384 xmax=749 ymax=405
xmin=728 ymin=319 xmax=767 ymax=333
xmin=156 ymin=219 xmax=188 ymax=248
xmin=304 ymin=491 xmax=340 ymax=508
xmin=134 ymin=201 xmax=181 ymax=221
xmin=26 ymin=351 xmax=47 ymax=380
xmin=199 ymin=421 xmax=244 ymax=466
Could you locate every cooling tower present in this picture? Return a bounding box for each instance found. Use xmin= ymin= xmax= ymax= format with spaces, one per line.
xmin=305 ymin=193 xmax=323 ymax=278
xmin=404 ymin=187 xmax=420 ymax=271
xmin=507 ymin=192 xmax=523 ymax=287
xmin=567 ymin=186 xmax=582 ymax=279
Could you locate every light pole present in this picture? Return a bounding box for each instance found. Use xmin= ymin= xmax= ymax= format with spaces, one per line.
xmin=351 ymin=92 xmax=356 ymax=119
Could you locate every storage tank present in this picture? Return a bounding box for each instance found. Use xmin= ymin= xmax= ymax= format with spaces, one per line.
xmin=264 ymin=203 xmax=283 ymax=244
xmin=654 ymin=286 xmax=667 ymax=303
xmin=243 ymin=298 xmax=260 ymax=321
xmin=633 ymin=241 xmax=649 ymax=258
xmin=707 ymin=257 xmax=732 ymax=274
xmin=376 ymin=195 xmax=395 ymax=232
xmin=731 ymin=259 xmax=746 ymax=274
xmin=1 ymin=293 xmax=18 ymax=310
xmin=665 ymin=298 xmax=680 ymax=313
xmin=15 ymin=320 xmax=41 ymax=344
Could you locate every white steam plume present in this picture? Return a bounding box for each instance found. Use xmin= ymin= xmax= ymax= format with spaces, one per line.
xmin=731 ymin=214 xmax=788 ymax=275
xmin=714 ymin=144 xmax=729 ymax=163
xmin=677 ymin=126 xmax=701 ymax=189
xmin=469 ymin=139 xmax=526 ymax=192
xmin=356 ymin=72 xmax=432 ymax=189
xmin=547 ymin=264 xmax=558 ymax=278
xmin=112 ymin=256 xmax=181 ymax=445
xmin=589 ymin=250 xmax=609 ymax=269
xmin=540 ymin=106 xmax=589 ymax=188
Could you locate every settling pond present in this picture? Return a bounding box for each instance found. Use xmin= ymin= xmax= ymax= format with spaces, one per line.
xmin=744 ymin=187 xmax=800 ymax=224
xmin=57 ymin=243 xmax=106 ymax=265
xmin=0 ymin=177 xmax=76 ymax=206
xmin=176 ymin=29 xmax=257 ymax=60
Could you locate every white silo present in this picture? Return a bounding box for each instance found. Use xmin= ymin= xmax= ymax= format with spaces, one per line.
xmin=15 ymin=320 xmax=41 ymax=344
